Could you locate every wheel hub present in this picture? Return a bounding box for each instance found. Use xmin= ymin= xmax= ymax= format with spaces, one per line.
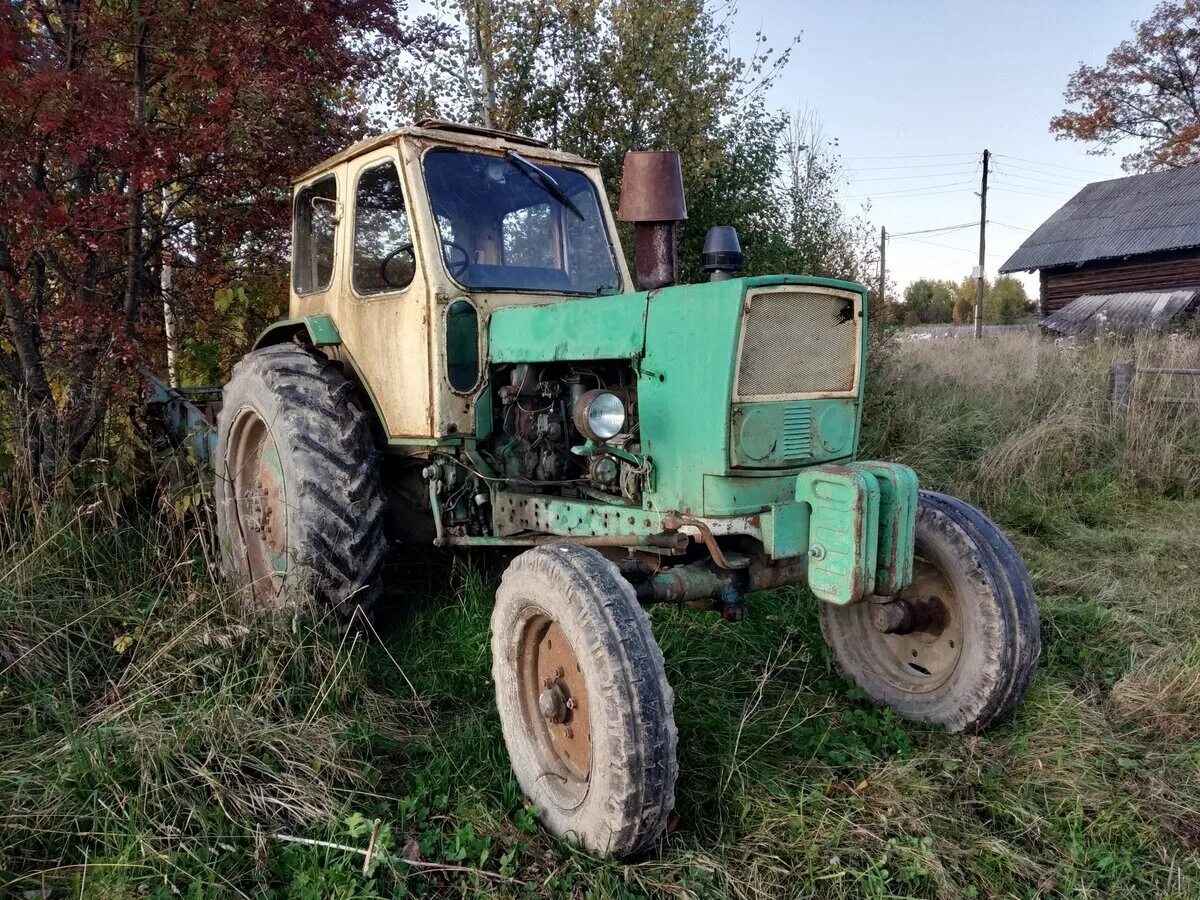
xmin=849 ymin=558 xmax=965 ymax=693
xmin=519 ymin=618 xmax=591 ymax=782
xmin=539 ymin=681 xmax=569 ymax=724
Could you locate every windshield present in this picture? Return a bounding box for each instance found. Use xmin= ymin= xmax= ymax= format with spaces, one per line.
xmin=423 ymin=148 xmax=620 ymax=295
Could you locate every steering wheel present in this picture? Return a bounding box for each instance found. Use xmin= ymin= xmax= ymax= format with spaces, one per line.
xmin=440 ymin=239 xmax=471 ymax=280
xmin=379 ymin=240 xmax=472 ymax=288
xmin=379 ymin=243 xmax=416 ymax=289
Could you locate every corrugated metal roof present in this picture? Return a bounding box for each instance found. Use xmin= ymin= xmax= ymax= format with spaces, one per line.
xmin=1039 ymin=290 xmax=1199 ymax=336
xmin=999 ymin=165 xmax=1200 ymax=272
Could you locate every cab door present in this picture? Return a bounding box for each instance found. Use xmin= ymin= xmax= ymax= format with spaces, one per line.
xmin=332 ymin=146 xmax=434 ymax=439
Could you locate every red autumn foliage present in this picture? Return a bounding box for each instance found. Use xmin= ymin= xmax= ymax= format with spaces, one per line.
xmin=0 ymin=0 xmax=414 ymax=482
xmin=1051 ymin=0 xmax=1200 ymax=173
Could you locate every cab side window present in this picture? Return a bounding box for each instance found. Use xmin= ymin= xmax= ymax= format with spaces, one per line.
xmin=354 ymin=161 xmax=413 ymax=294
xmin=293 ymin=176 xmax=338 ymax=295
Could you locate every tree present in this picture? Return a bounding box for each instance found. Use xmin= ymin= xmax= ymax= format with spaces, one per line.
xmin=1051 ymin=1 xmax=1200 ymax=172
xmin=0 ymin=1 xmax=410 ymax=483
xmin=985 ymin=276 xmax=1029 ymax=324
xmin=390 ymin=0 xmax=878 ymax=285
xmin=952 ymin=276 xmax=978 ymax=324
xmin=903 ymin=278 xmax=955 ymax=324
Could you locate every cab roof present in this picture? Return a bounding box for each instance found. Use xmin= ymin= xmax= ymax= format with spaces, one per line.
xmin=292 ymin=118 xmax=593 ymax=184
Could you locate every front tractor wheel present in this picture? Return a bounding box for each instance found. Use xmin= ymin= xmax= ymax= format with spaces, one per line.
xmin=820 ymin=491 xmax=1039 ymax=733
xmin=491 ymin=545 xmax=678 ymax=856
xmin=214 ymin=344 xmax=387 ymax=623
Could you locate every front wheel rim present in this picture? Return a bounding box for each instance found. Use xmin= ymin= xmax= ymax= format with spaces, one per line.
xmin=516 ymin=612 xmax=592 ymax=807
xmin=844 ymin=556 xmax=965 ymax=695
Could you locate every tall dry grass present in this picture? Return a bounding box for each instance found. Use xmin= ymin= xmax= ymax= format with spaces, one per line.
xmin=0 ymin=476 xmax=417 ymax=891
xmin=864 ymin=332 xmax=1200 ymax=530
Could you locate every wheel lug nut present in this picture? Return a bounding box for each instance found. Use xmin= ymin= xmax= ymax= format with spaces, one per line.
xmin=566 ymin=698 xmax=576 ymax=710
xmin=554 ymin=666 xmax=565 ymax=678
xmin=563 ymin=726 xmax=573 ymax=738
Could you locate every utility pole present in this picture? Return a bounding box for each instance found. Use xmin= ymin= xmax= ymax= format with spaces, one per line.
xmin=879 ymin=225 xmax=887 ymax=313
xmin=974 ymin=149 xmax=989 ymax=339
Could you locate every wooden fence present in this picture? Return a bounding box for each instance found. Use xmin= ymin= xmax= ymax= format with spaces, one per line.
xmin=1108 ymin=362 xmax=1200 ymax=414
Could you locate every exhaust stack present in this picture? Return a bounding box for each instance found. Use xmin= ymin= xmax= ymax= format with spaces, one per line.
xmin=617 ymin=151 xmax=687 ymax=290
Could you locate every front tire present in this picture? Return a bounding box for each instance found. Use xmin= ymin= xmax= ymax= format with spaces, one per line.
xmin=820 ymin=491 xmax=1039 ymax=732
xmin=214 ymin=344 xmax=387 ymax=623
xmin=490 ymin=544 xmax=678 ymax=856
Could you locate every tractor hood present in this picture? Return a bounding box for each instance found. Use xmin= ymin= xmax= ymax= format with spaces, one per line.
xmin=486 ymin=275 xmax=869 ymax=516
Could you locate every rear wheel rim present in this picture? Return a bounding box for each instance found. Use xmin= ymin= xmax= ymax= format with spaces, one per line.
xmin=517 ymin=613 xmax=592 ymax=804
xmin=227 ymin=408 xmax=289 ymax=600
xmin=846 ymin=555 xmax=964 ymax=694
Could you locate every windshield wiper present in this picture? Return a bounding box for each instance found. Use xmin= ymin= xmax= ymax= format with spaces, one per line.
xmin=506 ymin=150 xmax=585 ymax=221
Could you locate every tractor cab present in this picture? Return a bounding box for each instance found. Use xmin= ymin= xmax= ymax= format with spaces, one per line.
xmin=282 ymin=119 xmax=632 ymax=442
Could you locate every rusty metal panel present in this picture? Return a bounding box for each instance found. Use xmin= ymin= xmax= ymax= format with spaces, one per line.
xmin=1041 ymin=288 xmax=1199 ymax=333
xmin=494 ymin=491 xmax=664 ymax=538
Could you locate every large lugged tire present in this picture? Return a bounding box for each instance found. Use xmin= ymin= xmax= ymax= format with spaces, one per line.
xmin=215 ymin=343 xmax=387 ymax=623
xmin=820 ymin=490 xmax=1039 ymax=733
xmin=491 ymin=544 xmax=678 ymax=856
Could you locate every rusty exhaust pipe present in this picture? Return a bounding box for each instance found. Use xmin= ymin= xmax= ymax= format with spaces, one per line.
xmin=617 ymin=150 xmax=687 ymax=290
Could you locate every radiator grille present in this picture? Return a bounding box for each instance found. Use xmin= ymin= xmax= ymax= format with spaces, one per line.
xmin=735 ymin=289 xmax=858 ymax=398
xmin=779 ymin=404 xmax=813 ymax=460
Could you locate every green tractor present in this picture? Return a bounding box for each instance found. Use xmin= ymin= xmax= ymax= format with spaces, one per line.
xmin=213 ymin=119 xmax=1039 ymax=856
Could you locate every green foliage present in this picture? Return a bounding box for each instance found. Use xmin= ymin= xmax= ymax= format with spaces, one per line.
xmin=903 ymin=275 xmax=1031 ymax=326
xmin=902 ymin=278 xmax=956 ymax=324
xmin=393 ymin=0 xmax=877 ymax=288
xmin=985 ymin=275 xmax=1029 ymax=324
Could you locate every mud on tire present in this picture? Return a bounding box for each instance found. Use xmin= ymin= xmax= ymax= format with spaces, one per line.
xmin=820 ymin=490 xmax=1040 ymax=733
xmin=490 ymin=544 xmax=678 ymax=856
xmin=215 ymin=343 xmax=387 ymax=623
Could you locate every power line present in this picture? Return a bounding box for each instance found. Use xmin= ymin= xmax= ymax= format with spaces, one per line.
xmin=992 ymin=153 xmax=1117 ymax=177
xmin=989 ymin=160 xmax=1094 ymax=183
xmin=847 ymin=168 xmax=979 ymax=183
xmin=840 ymin=179 xmax=977 ymax=200
xmin=992 ymin=169 xmax=1087 ymax=191
xmin=849 ymin=160 xmax=993 ymax=172
xmin=891 ymin=233 xmax=1008 ymax=261
xmin=844 ymin=151 xmax=977 ymax=161
xmin=989 ymin=220 xmax=1034 ymax=233
xmin=888 ymin=221 xmax=977 ymax=238
xmin=990 ymin=185 xmax=1075 ymax=201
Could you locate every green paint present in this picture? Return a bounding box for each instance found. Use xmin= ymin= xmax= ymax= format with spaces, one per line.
xmin=494 ymin=490 xmax=664 ymax=539
xmin=252 ymin=315 xmax=342 ymax=350
xmin=303 ymin=314 xmax=342 ymax=346
xmin=730 ymin=399 xmax=857 ymax=468
xmin=488 ymin=291 xmax=649 ymax=363
xmin=795 ymin=465 xmax=881 ymax=605
xmin=849 ymin=461 xmax=918 ymax=595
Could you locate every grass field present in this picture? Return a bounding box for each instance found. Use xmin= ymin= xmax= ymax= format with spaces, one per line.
xmin=3 ymin=333 xmax=1200 ymax=898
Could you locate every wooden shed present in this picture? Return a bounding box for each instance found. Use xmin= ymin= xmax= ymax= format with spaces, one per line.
xmin=999 ymin=165 xmax=1200 ymax=315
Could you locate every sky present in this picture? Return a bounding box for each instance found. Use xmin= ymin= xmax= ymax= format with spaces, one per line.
xmin=726 ymin=0 xmax=1160 ymax=298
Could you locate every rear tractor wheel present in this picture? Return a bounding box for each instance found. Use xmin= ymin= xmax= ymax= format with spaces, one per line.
xmin=214 ymin=344 xmax=387 ymax=623
xmin=820 ymin=491 xmax=1039 ymax=733
xmin=490 ymin=544 xmax=678 ymax=856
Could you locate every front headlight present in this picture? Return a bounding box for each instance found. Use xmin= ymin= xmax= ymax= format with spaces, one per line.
xmin=573 ymin=389 xmax=626 ymax=441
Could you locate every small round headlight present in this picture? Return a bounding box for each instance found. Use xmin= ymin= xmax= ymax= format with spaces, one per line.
xmin=573 ymin=389 xmax=626 ymax=441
